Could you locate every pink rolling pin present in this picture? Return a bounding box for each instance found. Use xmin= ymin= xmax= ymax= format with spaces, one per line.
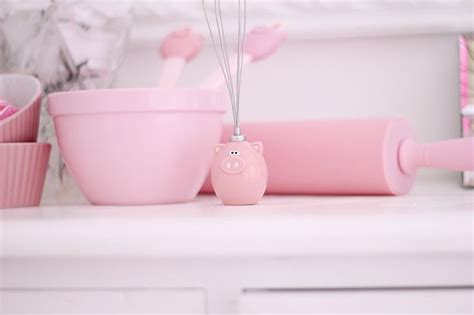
xmin=200 ymin=24 xmax=286 ymax=90
xmin=158 ymin=28 xmax=204 ymax=88
xmin=201 ymin=118 xmax=474 ymax=195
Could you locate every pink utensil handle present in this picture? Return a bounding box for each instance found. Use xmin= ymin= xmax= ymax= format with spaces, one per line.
xmin=199 ymin=24 xmax=286 ymax=90
xmin=399 ymin=137 xmax=474 ymax=174
xmin=158 ymin=57 xmax=186 ymax=88
xmin=0 ymin=104 xmax=18 ymax=120
xmin=199 ymin=54 xmax=253 ymax=90
xmin=158 ymin=27 xmax=203 ymax=88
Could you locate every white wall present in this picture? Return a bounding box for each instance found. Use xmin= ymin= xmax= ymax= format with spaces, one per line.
xmin=114 ymin=33 xmax=461 ymax=143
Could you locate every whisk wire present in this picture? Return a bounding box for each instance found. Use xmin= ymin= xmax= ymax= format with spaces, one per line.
xmin=236 ymin=0 xmax=246 ymax=130
xmin=215 ymin=0 xmax=237 ymax=126
xmin=203 ymin=0 xmax=246 ymax=137
xmin=202 ymin=0 xmax=236 ymax=122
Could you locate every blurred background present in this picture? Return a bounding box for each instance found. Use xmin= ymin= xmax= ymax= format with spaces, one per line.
xmin=1 ymin=0 xmax=473 ymax=203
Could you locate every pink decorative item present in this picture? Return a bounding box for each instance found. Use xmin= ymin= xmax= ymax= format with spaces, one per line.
xmin=158 ymin=27 xmax=204 ymax=88
xmin=0 ymin=101 xmax=18 ymax=120
xmin=459 ymin=35 xmax=474 ymax=187
xmin=203 ymin=0 xmax=271 ymax=205
xmin=0 ymin=143 xmax=51 ymax=209
xmin=244 ymin=23 xmax=287 ymax=61
xmin=200 ymin=24 xmax=286 ymax=90
xmin=48 ymin=88 xmax=226 ymax=205
xmin=459 ymin=36 xmax=470 ymax=136
xmin=212 ymin=141 xmax=267 ymax=205
xmin=201 ymin=118 xmax=474 ymax=195
xmin=0 ymin=74 xmax=42 ymax=143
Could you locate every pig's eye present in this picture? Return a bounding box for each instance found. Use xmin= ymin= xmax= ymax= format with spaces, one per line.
xmin=229 ymin=151 xmax=240 ymax=156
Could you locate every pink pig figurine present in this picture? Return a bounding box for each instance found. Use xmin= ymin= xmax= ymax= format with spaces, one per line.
xmin=211 ymin=140 xmax=268 ymax=205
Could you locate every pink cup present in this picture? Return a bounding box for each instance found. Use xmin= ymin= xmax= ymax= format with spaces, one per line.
xmin=0 ymin=143 xmax=51 ymax=208
xmin=0 ymin=74 xmax=42 ymax=143
xmin=48 ymin=88 xmax=226 ymax=205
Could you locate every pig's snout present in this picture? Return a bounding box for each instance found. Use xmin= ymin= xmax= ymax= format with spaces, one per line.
xmin=220 ymin=156 xmax=246 ymax=175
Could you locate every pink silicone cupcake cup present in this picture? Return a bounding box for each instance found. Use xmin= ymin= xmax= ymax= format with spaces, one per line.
xmin=48 ymin=88 xmax=226 ymax=205
xmin=0 ymin=74 xmax=42 ymax=143
xmin=0 ymin=143 xmax=51 ymax=208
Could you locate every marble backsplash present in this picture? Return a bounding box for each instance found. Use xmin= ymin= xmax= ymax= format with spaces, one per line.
xmin=1 ymin=1 xmax=131 ymax=204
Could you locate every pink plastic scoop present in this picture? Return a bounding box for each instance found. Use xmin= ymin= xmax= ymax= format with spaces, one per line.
xmin=200 ymin=24 xmax=286 ymax=90
xmin=201 ymin=118 xmax=474 ymax=195
xmin=158 ymin=28 xmax=204 ymax=88
xmin=0 ymin=100 xmax=18 ymax=120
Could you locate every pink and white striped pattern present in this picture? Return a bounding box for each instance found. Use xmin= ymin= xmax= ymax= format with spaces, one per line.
xmin=0 ymin=143 xmax=51 ymax=208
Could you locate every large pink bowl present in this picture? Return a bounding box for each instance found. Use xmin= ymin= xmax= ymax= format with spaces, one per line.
xmin=0 ymin=74 xmax=42 ymax=143
xmin=48 ymin=88 xmax=226 ymax=205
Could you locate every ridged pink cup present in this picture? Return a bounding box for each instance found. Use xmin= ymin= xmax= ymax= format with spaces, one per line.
xmin=48 ymin=88 xmax=226 ymax=205
xmin=0 ymin=74 xmax=42 ymax=143
xmin=0 ymin=143 xmax=51 ymax=208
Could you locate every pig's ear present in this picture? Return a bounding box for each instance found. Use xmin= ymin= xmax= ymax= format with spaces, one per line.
xmin=215 ymin=143 xmax=224 ymax=153
xmin=251 ymin=142 xmax=263 ymax=154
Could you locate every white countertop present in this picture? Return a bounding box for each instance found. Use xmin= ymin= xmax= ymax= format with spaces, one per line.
xmin=1 ymin=177 xmax=473 ymax=258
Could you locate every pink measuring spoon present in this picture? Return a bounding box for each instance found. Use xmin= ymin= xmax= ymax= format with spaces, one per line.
xmin=158 ymin=28 xmax=204 ymax=88
xmin=200 ymin=24 xmax=286 ymax=90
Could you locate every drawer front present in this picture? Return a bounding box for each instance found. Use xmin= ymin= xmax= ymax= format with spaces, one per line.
xmin=241 ymin=289 xmax=473 ymax=314
xmin=1 ymin=289 xmax=205 ymax=314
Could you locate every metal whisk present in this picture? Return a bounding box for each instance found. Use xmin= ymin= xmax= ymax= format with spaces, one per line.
xmin=202 ymin=0 xmax=247 ymax=141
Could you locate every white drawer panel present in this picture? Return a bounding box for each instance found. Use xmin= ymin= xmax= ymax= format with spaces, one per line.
xmin=1 ymin=289 xmax=205 ymax=314
xmin=241 ymin=289 xmax=473 ymax=314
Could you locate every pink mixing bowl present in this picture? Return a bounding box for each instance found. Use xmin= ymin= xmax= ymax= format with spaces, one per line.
xmin=48 ymin=88 xmax=226 ymax=205
xmin=0 ymin=143 xmax=51 ymax=208
xmin=0 ymin=74 xmax=42 ymax=143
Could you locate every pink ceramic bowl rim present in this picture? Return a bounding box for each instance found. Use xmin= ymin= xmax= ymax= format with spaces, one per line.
xmin=0 ymin=74 xmax=42 ymax=127
xmin=48 ymin=88 xmax=227 ymax=118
